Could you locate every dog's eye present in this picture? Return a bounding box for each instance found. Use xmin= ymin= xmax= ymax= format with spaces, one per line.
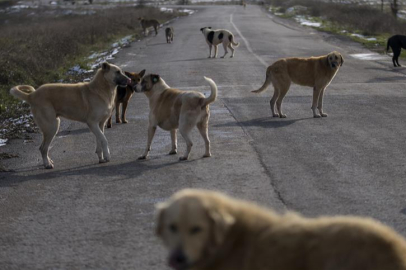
xmin=329 ymin=57 xmax=332 ymax=60
xmin=169 ymin=224 xmax=178 ymax=233
xmin=335 ymin=56 xmax=338 ymax=60
xmin=190 ymin=226 xmax=202 ymax=235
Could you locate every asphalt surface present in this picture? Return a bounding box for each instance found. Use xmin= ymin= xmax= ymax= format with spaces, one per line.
xmin=1 ymin=4 xmax=406 ymax=270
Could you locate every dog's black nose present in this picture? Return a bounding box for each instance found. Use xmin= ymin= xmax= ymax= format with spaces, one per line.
xmin=175 ymin=252 xmax=186 ymax=264
xmin=169 ymin=249 xmax=188 ymax=269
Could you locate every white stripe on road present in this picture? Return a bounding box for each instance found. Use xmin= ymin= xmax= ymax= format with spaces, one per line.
xmin=230 ymin=13 xmax=269 ymax=67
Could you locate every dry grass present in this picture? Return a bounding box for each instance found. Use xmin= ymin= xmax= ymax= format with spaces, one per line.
xmin=0 ymin=6 xmax=182 ymax=130
xmin=270 ymin=0 xmax=406 ymax=36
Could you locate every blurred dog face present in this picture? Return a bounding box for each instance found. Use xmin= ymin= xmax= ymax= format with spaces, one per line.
xmin=327 ymin=51 xmax=344 ymax=69
xmin=156 ymin=191 xmax=235 ymax=270
xmin=135 ymin=74 xmax=160 ymax=92
xmin=124 ymin=70 xmax=145 ymax=92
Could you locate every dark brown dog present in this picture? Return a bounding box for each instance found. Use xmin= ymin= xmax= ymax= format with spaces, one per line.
xmin=107 ymin=69 xmax=145 ymax=128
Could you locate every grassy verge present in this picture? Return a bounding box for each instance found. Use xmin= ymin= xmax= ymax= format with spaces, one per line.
xmin=267 ymin=0 xmax=406 ymax=54
xmin=0 ymin=5 xmax=187 ymax=141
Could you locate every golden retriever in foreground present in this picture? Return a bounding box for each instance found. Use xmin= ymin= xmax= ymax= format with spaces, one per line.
xmin=10 ymin=63 xmax=130 ymax=169
xmin=135 ymin=75 xmax=217 ymax=161
xmin=156 ymin=189 xmax=406 ymax=270
xmin=252 ymin=51 xmax=344 ymax=118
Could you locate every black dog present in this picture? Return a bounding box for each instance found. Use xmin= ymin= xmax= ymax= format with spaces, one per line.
xmin=387 ymin=35 xmax=406 ymax=67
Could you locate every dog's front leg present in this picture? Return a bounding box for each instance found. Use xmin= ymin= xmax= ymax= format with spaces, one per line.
xmin=121 ymin=101 xmax=129 ymax=123
xmin=169 ymin=129 xmax=177 ymax=155
xmin=208 ymin=45 xmax=212 ymax=58
xmin=317 ymin=87 xmax=328 ymax=117
xmin=88 ymin=122 xmax=110 ymax=163
xmin=138 ymin=125 xmax=157 ymax=160
xmin=214 ymin=45 xmax=218 ymax=58
xmin=116 ymin=102 xmax=121 ymax=123
xmin=312 ymin=86 xmax=322 ymax=118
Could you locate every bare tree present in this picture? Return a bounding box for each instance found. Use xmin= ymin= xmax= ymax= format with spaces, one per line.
xmin=390 ymin=0 xmax=399 ymax=18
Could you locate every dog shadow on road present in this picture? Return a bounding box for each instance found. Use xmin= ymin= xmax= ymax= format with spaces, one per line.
xmin=0 ymin=158 xmax=180 ymax=187
xmin=214 ymin=116 xmax=312 ymax=129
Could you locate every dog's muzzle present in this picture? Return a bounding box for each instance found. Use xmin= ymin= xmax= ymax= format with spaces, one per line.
xmin=168 ymin=249 xmax=189 ymax=270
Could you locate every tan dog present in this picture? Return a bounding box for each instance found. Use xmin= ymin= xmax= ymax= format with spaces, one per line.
xmin=156 ymin=189 xmax=406 ymax=270
xmin=138 ymin=17 xmax=159 ymax=36
xmin=252 ymin=51 xmax=344 ymax=118
xmin=135 ymin=75 xmax=217 ymax=160
xmin=10 ymin=63 xmax=130 ymax=169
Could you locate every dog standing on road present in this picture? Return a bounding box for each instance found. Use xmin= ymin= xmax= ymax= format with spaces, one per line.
xmin=252 ymin=51 xmax=344 ymax=118
xmin=165 ymin=27 xmax=174 ymax=44
xmin=139 ymin=17 xmax=160 ymax=36
xmin=200 ymin=27 xmax=239 ymax=58
xmin=135 ymin=74 xmax=217 ymax=161
xmin=10 ymin=63 xmax=130 ymax=169
xmin=386 ymin=34 xmax=406 ymax=67
xmin=107 ymin=69 xmax=145 ymax=128
xmin=156 ymin=189 xmax=406 ymax=270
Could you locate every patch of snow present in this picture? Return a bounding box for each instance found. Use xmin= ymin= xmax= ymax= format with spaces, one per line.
xmin=350 ymin=53 xmax=388 ymax=61
xmin=0 ymin=138 xmax=7 ymax=147
xmin=350 ymin=34 xmax=377 ymax=41
xmin=160 ymin=7 xmax=174 ymax=13
xmin=178 ymin=9 xmax=195 ymax=15
xmin=67 ymin=65 xmax=93 ymax=75
xmin=295 ymin=16 xmax=321 ymax=28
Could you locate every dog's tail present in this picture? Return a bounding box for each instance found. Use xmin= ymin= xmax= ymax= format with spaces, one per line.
xmin=251 ymin=66 xmax=272 ymax=94
xmin=229 ymin=34 xmax=240 ymax=47
xmin=201 ymin=76 xmax=217 ymax=107
xmin=386 ymin=38 xmax=390 ymax=54
xmin=10 ymin=85 xmax=36 ymax=102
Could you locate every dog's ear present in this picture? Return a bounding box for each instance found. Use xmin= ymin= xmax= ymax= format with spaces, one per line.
xmin=102 ymin=62 xmax=110 ymax=71
xmin=200 ymin=27 xmax=204 ymax=32
xmin=151 ymin=74 xmax=160 ymax=84
xmin=208 ymin=207 xmax=235 ymax=246
xmin=155 ymin=202 xmax=168 ymax=236
xmin=139 ymin=69 xmax=146 ymax=77
xmin=340 ymin=54 xmax=344 ymax=66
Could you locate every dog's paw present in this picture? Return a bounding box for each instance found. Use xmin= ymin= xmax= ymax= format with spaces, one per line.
xmin=116 ymin=119 xmax=122 ymax=124
xmin=179 ymin=156 xmax=188 ymax=161
xmin=122 ymin=120 xmax=128 ymax=124
xmin=168 ymin=150 xmax=177 ymax=155
xmin=272 ymin=113 xmax=280 ymax=118
xmin=107 ymin=124 xmax=112 ymax=128
xmin=279 ymin=114 xmax=287 ymax=118
xmin=138 ymin=156 xmax=147 ymax=160
xmin=203 ymin=153 xmax=211 ymax=158
xmin=45 ymin=164 xmax=54 ymax=169
xmin=230 ymin=55 xmax=234 ymax=58
xmin=313 ymin=114 xmax=322 ymax=118
xmin=321 ymin=113 xmax=328 ymax=117
xmin=99 ymin=159 xmax=108 ymax=164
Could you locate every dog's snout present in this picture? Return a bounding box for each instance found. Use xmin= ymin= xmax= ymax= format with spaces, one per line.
xmin=169 ymin=249 xmax=188 ymax=269
xmin=127 ymin=78 xmax=132 ymax=85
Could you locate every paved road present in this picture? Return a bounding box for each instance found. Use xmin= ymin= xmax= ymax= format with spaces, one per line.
xmin=1 ymin=4 xmax=406 ymax=269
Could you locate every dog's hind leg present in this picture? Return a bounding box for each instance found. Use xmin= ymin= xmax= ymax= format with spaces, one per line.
xmin=169 ymin=129 xmax=177 ymax=155
xmin=107 ymin=115 xmax=113 ymax=128
xmin=179 ymin=116 xmax=195 ymax=161
xmin=393 ymin=48 xmax=401 ymax=67
xmin=228 ymin=43 xmax=235 ymax=58
xmin=221 ymin=43 xmax=228 ymax=58
xmin=121 ymin=101 xmax=128 ymax=123
xmin=317 ymin=87 xmax=328 ymax=117
xmin=34 ymin=109 xmax=60 ymax=169
xmin=276 ymin=86 xmax=289 ymax=118
xmin=270 ymin=87 xmax=280 ymax=117
xmin=88 ymin=122 xmax=110 ymax=163
xmin=312 ymin=86 xmax=323 ymax=118
xmin=197 ymin=114 xmax=211 ymax=158
xmin=138 ymin=125 xmax=157 ymax=160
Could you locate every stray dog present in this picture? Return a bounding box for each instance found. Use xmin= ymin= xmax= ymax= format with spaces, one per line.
xmin=386 ymin=34 xmax=406 ymax=67
xmin=138 ymin=17 xmax=159 ymax=36
xmin=200 ymin=27 xmax=239 ymax=58
xmin=252 ymin=51 xmax=344 ymax=118
xmin=135 ymin=74 xmax=217 ymax=160
xmin=165 ymin=27 xmax=174 ymax=44
xmin=10 ymin=63 xmax=130 ymax=169
xmin=156 ymin=189 xmax=406 ymax=270
xmin=107 ymin=69 xmax=146 ymax=128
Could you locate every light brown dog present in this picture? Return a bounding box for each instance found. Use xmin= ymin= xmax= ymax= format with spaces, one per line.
xmin=252 ymin=51 xmax=344 ymax=118
xmin=10 ymin=63 xmax=130 ymax=169
xmin=156 ymin=189 xmax=406 ymax=270
xmin=135 ymin=75 xmax=217 ymax=160
xmin=138 ymin=17 xmax=159 ymax=36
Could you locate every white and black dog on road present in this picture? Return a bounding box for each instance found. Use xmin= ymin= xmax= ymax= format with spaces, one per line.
xmin=200 ymin=27 xmax=239 ymax=58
